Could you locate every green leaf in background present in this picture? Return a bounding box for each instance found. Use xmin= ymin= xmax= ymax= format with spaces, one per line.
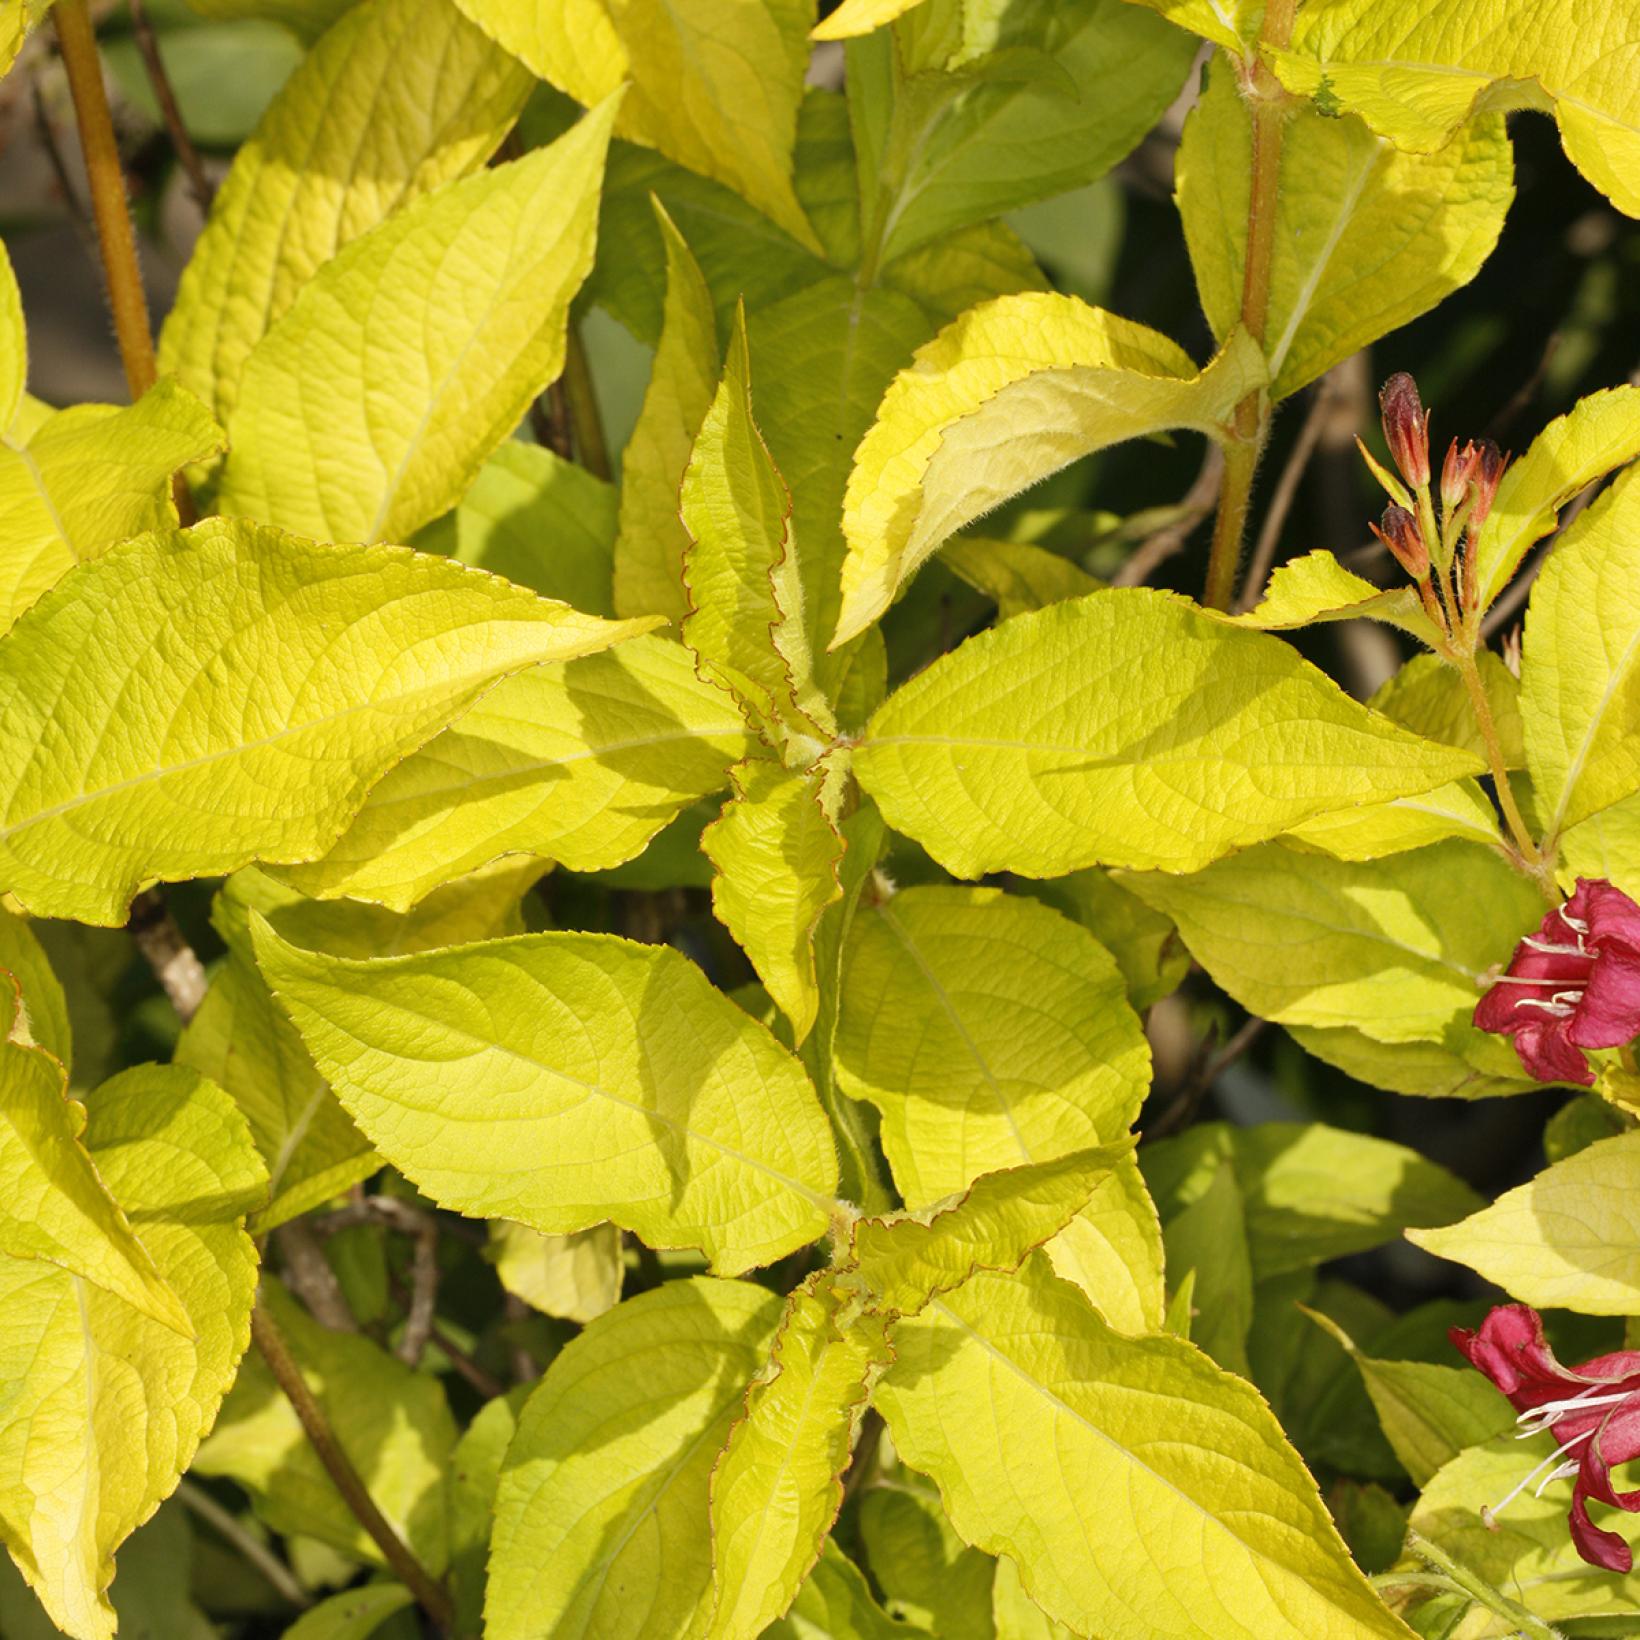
xmin=486 ymin=1221 xmax=624 ymax=1324
xmin=0 ymin=517 xmax=651 ymax=924
xmin=277 ymin=633 xmax=750 ymax=909
xmin=194 ymin=1278 xmax=454 ymax=1573
xmin=847 ymin=1145 xmax=1134 ymax=1316
xmin=0 ymin=379 xmax=224 ymax=632
xmin=703 ymin=756 xmax=846 ymax=1043
xmin=1117 ymin=0 xmax=1260 ymax=53
xmin=1161 ymin=1154 xmax=1254 ymax=1375
xmin=447 ymin=1388 xmax=525 ymax=1634
xmin=0 ymin=1066 xmax=264 ymax=1640
xmin=0 ymin=1010 xmax=190 ymax=1333
xmin=252 ymin=921 xmax=840 ymax=1272
xmin=1124 ymin=841 xmax=1545 ymax=1047
xmin=181 ymin=0 xmax=355 ymax=43
xmin=276 ymin=1583 xmax=415 ymax=1640
xmin=708 ymin=1273 xmax=890 ymax=1640
xmin=217 ymin=97 xmax=616 ymax=544
xmin=1280 ymin=781 xmax=1502 ymax=861
xmin=1286 ymin=1021 xmax=1538 ymax=1100
xmin=451 ymin=0 xmax=820 ymax=250
xmin=941 ymin=535 xmax=1103 ymax=621
xmin=853 ymin=591 xmax=1481 ymax=878
xmin=1178 ymin=63 xmax=1512 ymax=398
xmin=1407 ymin=1438 xmax=1640 ymax=1626
xmin=1025 ymin=867 xmax=1189 ymax=1010
xmin=1408 ymin=1132 xmax=1640 ymax=1313
xmin=1143 ymin=1122 xmax=1484 ymax=1282
xmin=1369 ymin=651 xmax=1524 ymax=768
xmin=681 ymin=313 xmax=833 ymax=742
xmin=1301 ymin=1308 xmax=1513 ymax=1487
xmin=875 ymin=1258 xmax=1419 ymax=1640
xmin=1470 ymin=383 xmax=1640 ymax=611
xmin=417 ymin=439 xmax=616 ymax=615
xmin=158 ymin=0 xmax=531 ymax=427
xmin=0 ymin=905 xmax=70 ymax=1066
xmin=858 ymin=1480 xmax=992 ymax=1640
xmin=1271 ymin=0 xmax=1640 ymax=217
xmin=768 ymin=1538 xmax=925 ymax=1640
xmin=486 ymin=1277 xmax=783 ymax=1640
xmin=1522 ymin=465 xmax=1640 ymax=842
xmin=832 ymin=299 xmax=1261 ymax=645
xmin=844 ymin=0 xmax=1195 ymax=263
xmin=614 ymin=202 xmax=720 ymax=623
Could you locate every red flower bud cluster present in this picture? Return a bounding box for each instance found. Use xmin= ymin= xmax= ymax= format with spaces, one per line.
xmin=1379 ymin=372 xmax=1430 ymax=489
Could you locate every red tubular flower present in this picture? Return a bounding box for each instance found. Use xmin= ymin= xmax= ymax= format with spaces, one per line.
xmin=1380 ymin=372 xmax=1431 ymax=488
xmin=1452 ymin=1304 xmax=1640 ymax=1571
xmin=1473 ymin=878 xmax=1640 ymax=1086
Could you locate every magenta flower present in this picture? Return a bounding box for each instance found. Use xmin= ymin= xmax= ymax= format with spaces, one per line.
xmin=1452 ymin=1304 xmax=1640 ymax=1571
xmin=1473 ymin=878 xmax=1640 ymax=1086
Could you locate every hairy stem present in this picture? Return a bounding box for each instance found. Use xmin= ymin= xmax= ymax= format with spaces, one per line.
xmin=1202 ymin=0 xmax=1296 ymax=609
xmin=1455 ymin=650 xmax=1557 ymax=902
xmin=175 ymin=1479 xmax=311 ymax=1611
xmin=1397 ymin=1530 xmax=1566 ymax=1640
xmin=251 ymin=1300 xmax=455 ymax=1633
xmin=53 ymin=0 xmax=156 ymax=399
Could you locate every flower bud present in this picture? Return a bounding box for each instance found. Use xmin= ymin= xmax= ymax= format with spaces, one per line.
xmin=1441 ymin=435 xmax=1506 ymax=525
xmin=1372 ymin=503 xmax=1429 ymax=579
xmin=1379 ymin=372 xmax=1430 ymax=489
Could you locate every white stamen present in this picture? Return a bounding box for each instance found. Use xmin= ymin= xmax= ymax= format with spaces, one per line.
xmin=1516 ymin=1385 xmax=1633 ymax=1436
xmin=1491 ymin=974 xmax=1582 ymax=987
xmin=1560 ymin=910 xmax=1590 ymax=935
xmin=1516 ymin=997 xmax=1580 ymax=1017
xmin=1522 ymin=936 xmax=1588 ymax=958
xmin=1481 ymin=1427 xmax=1595 ymax=1528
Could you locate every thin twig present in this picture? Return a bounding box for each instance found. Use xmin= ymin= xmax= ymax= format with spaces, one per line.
xmin=175 ymin=1478 xmax=311 ymax=1611
xmin=251 ymin=1300 xmax=455 ymax=1633
xmin=126 ymin=889 xmax=207 ymax=1022
xmin=561 ymin=321 xmax=611 ymax=480
xmin=1111 ymin=445 xmax=1225 ymax=587
xmin=422 ymin=1315 xmax=507 ymax=1400
xmin=1148 ymin=1017 xmax=1266 ymax=1141
xmin=1235 ymin=371 xmax=1341 ymax=611
xmin=274 ymin=1220 xmax=358 ymax=1333
xmin=128 ymin=0 xmax=213 ymax=217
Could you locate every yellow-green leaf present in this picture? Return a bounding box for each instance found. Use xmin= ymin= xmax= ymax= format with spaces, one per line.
xmin=1287 ymin=1021 xmax=1536 ymax=1100
xmin=157 ymin=0 xmax=530 ymax=427
xmin=276 ymin=633 xmax=750 ymax=910
xmin=1230 ymin=548 xmax=1446 ymax=646
xmin=486 ymin=1276 xmax=783 ymax=1640
xmin=941 ymin=536 xmax=1102 ymax=621
xmin=1406 ymin=1438 xmax=1640 ymax=1625
xmin=1281 ymin=781 xmax=1502 ymax=860
xmin=858 ymin=1479 xmax=991 ymax=1640
xmin=1123 ymin=841 xmax=1544 ymax=1047
xmin=1118 ymin=0 xmax=1259 ymax=53
xmin=1272 ymin=0 xmax=1640 ymax=217
xmin=1027 ymin=867 xmax=1190 ymax=1011
xmin=848 ymin=1145 xmax=1134 ymax=1316
xmin=703 ymin=756 xmax=845 ymax=1043
xmin=874 ymin=1258 xmax=1418 ymax=1640
xmin=1471 ymin=384 xmax=1640 ymax=610
xmin=217 ymin=98 xmax=615 ymax=545
xmin=278 ymin=1584 xmax=416 ymax=1640
xmin=708 ymin=1274 xmax=890 ymax=1640
xmin=0 ymin=517 xmax=650 ymax=924
xmin=0 ymin=1066 xmax=264 ymax=1640
xmin=1179 ymin=64 xmax=1511 ymax=398
xmin=1369 ymin=651 xmax=1523 ymax=768
xmin=451 ymin=0 xmax=821 ymax=251
xmin=486 ymin=1221 xmax=623 ymax=1325
xmin=0 ymin=1006 xmax=189 ymax=1333
xmin=769 ymin=1538 xmax=923 ymax=1640
xmin=0 ymin=906 xmax=69 ymax=1066
xmin=614 ymin=202 xmax=720 ymax=623
xmin=836 ymin=886 xmax=1148 ymax=1206
xmin=1523 ymin=465 xmax=1640 ymax=842
xmin=1301 ymin=1309 xmax=1512 ymax=1487
xmin=0 ymin=241 xmax=24 ymax=431
xmin=1408 ymin=1132 xmax=1640 ymax=1314
xmin=194 ymin=1277 xmax=453 ymax=1572
xmin=252 ymin=920 xmax=839 ymax=1272
xmin=1162 ymin=1155 xmax=1253 ymax=1375
xmin=682 ymin=313 xmax=833 ymax=741
xmin=854 ymin=590 xmax=1481 ymax=878
xmin=833 ymin=298 xmax=1263 ymax=645
xmin=1561 ymin=785 xmax=1640 ymax=901
xmin=0 ymin=379 xmax=224 ymax=633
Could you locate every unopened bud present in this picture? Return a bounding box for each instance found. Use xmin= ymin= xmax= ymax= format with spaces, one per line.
xmin=1380 ymin=372 xmax=1430 ymax=489
xmin=1441 ymin=436 xmax=1506 ymax=525
xmin=1372 ymin=503 xmax=1429 ymax=579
